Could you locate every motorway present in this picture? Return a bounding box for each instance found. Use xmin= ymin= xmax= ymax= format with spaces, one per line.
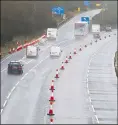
xmin=1 ymin=9 xmax=117 ymax=124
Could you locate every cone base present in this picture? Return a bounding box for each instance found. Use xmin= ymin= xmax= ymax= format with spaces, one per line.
xmin=55 ymin=76 xmax=59 ymax=78
xmin=65 ymin=61 xmax=68 ymax=63
xmin=49 ymin=100 xmax=55 ymax=102
xmin=49 ymin=88 xmax=55 ymax=90
xmin=47 ymin=114 xmax=55 ymax=116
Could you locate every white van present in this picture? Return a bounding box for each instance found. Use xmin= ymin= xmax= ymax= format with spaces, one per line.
xmin=26 ymin=45 xmax=38 ymax=58
xmin=47 ymin=28 xmax=57 ymax=40
xmin=50 ymin=46 xmax=62 ymax=57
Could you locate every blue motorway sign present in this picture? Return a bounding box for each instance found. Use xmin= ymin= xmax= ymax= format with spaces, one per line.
xmin=84 ymin=1 xmax=90 ymax=6
xmin=52 ymin=6 xmax=64 ymax=15
xmin=81 ymin=16 xmax=90 ymax=24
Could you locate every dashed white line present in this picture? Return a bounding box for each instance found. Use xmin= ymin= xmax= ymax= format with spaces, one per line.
xmin=95 ymin=115 xmax=99 ymax=124
xmin=3 ymin=100 xmax=8 ymax=107
xmin=6 ymin=92 xmax=12 ymax=99
xmin=11 ymin=86 xmax=16 ymax=93
xmin=1 ymin=68 xmax=7 ymax=72
xmin=89 ymin=96 xmax=92 ymax=103
xmin=91 ymin=105 xmax=95 ymax=112
xmin=1 ymin=109 xmax=3 ymax=114
xmin=20 ymin=73 xmax=28 ymax=80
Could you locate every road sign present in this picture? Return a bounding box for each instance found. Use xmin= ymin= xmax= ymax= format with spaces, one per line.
xmin=52 ymin=6 xmax=64 ymax=15
xmin=81 ymin=17 xmax=90 ymax=24
xmin=77 ymin=8 xmax=80 ymax=12
xmin=84 ymin=1 xmax=90 ymax=6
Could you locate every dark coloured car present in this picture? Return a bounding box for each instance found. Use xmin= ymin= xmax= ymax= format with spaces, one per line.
xmin=7 ymin=61 xmax=24 ymax=74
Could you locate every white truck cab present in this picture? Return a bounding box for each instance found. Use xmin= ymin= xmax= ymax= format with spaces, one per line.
xmin=50 ymin=46 xmax=62 ymax=57
xmin=47 ymin=28 xmax=57 ymax=40
xmin=26 ymin=45 xmax=38 ymax=58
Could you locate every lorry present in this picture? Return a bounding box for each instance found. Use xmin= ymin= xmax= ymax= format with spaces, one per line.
xmin=50 ymin=46 xmax=62 ymax=57
xmin=74 ymin=21 xmax=89 ymax=38
xmin=26 ymin=45 xmax=38 ymax=58
xmin=47 ymin=28 xmax=57 ymax=40
xmin=92 ymin=24 xmax=101 ymax=39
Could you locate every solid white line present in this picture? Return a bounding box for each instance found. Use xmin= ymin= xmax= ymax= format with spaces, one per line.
xmin=3 ymin=100 xmax=7 ymax=107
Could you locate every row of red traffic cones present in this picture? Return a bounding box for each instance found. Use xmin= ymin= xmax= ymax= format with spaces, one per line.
xmin=47 ymin=44 xmax=93 ymax=124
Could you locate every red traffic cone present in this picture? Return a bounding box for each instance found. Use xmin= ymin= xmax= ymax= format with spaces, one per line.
xmin=55 ymin=69 xmax=59 ymax=78
xmin=60 ymin=62 xmax=65 ymax=70
xmin=47 ymin=103 xmax=55 ymax=116
xmin=85 ymin=45 xmax=87 ymax=47
xmin=65 ymin=56 xmax=68 ymax=63
xmin=49 ymin=80 xmax=55 ymax=92
xmin=69 ymin=52 xmax=72 ymax=59
xmin=49 ymin=92 xmax=55 ymax=102
xmin=74 ymin=48 xmax=77 ymax=54
xmin=50 ymin=118 xmax=54 ymax=124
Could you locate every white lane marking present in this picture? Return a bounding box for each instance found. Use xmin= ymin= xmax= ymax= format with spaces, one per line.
xmin=95 ymin=115 xmax=99 ymax=124
xmin=89 ymin=96 xmax=92 ymax=103
xmin=1 ymin=109 xmax=3 ymax=114
xmin=1 ymin=68 xmax=7 ymax=72
xmin=15 ymin=81 xmax=20 ymax=87
xmin=1 ymin=55 xmax=12 ymax=63
xmin=3 ymin=100 xmax=7 ymax=107
xmin=20 ymin=73 xmax=28 ymax=80
xmin=25 ymin=60 xmax=33 ymax=64
xmin=6 ymin=92 xmax=12 ymax=99
xmin=91 ymin=105 xmax=95 ymax=112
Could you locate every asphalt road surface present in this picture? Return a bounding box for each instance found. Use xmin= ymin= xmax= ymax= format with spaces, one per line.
xmin=1 ymin=9 xmax=117 ymax=124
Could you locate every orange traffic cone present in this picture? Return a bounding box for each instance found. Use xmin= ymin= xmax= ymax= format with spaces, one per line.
xmin=65 ymin=56 xmax=68 ymax=63
xmin=55 ymin=69 xmax=59 ymax=78
xmin=50 ymin=118 xmax=54 ymax=124
xmin=74 ymin=48 xmax=77 ymax=54
xmin=60 ymin=62 xmax=65 ymax=70
xmin=49 ymin=80 xmax=55 ymax=92
xmin=69 ymin=52 xmax=72 ymax=59
xmin=47 ymin=103 xmax=55 ymax=116
xmin=49 ymin=92 xmax=55 ymax=102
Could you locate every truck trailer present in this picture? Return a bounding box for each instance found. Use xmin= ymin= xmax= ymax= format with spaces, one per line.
xmin=74 ymin=21 xmax=89 ymax=38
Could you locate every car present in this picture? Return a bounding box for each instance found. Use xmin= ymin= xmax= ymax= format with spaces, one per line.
xmin=114 ymin=51 xmax=118 ymax=77
xmin=7 ymin=61 xmax=24 ymax=74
